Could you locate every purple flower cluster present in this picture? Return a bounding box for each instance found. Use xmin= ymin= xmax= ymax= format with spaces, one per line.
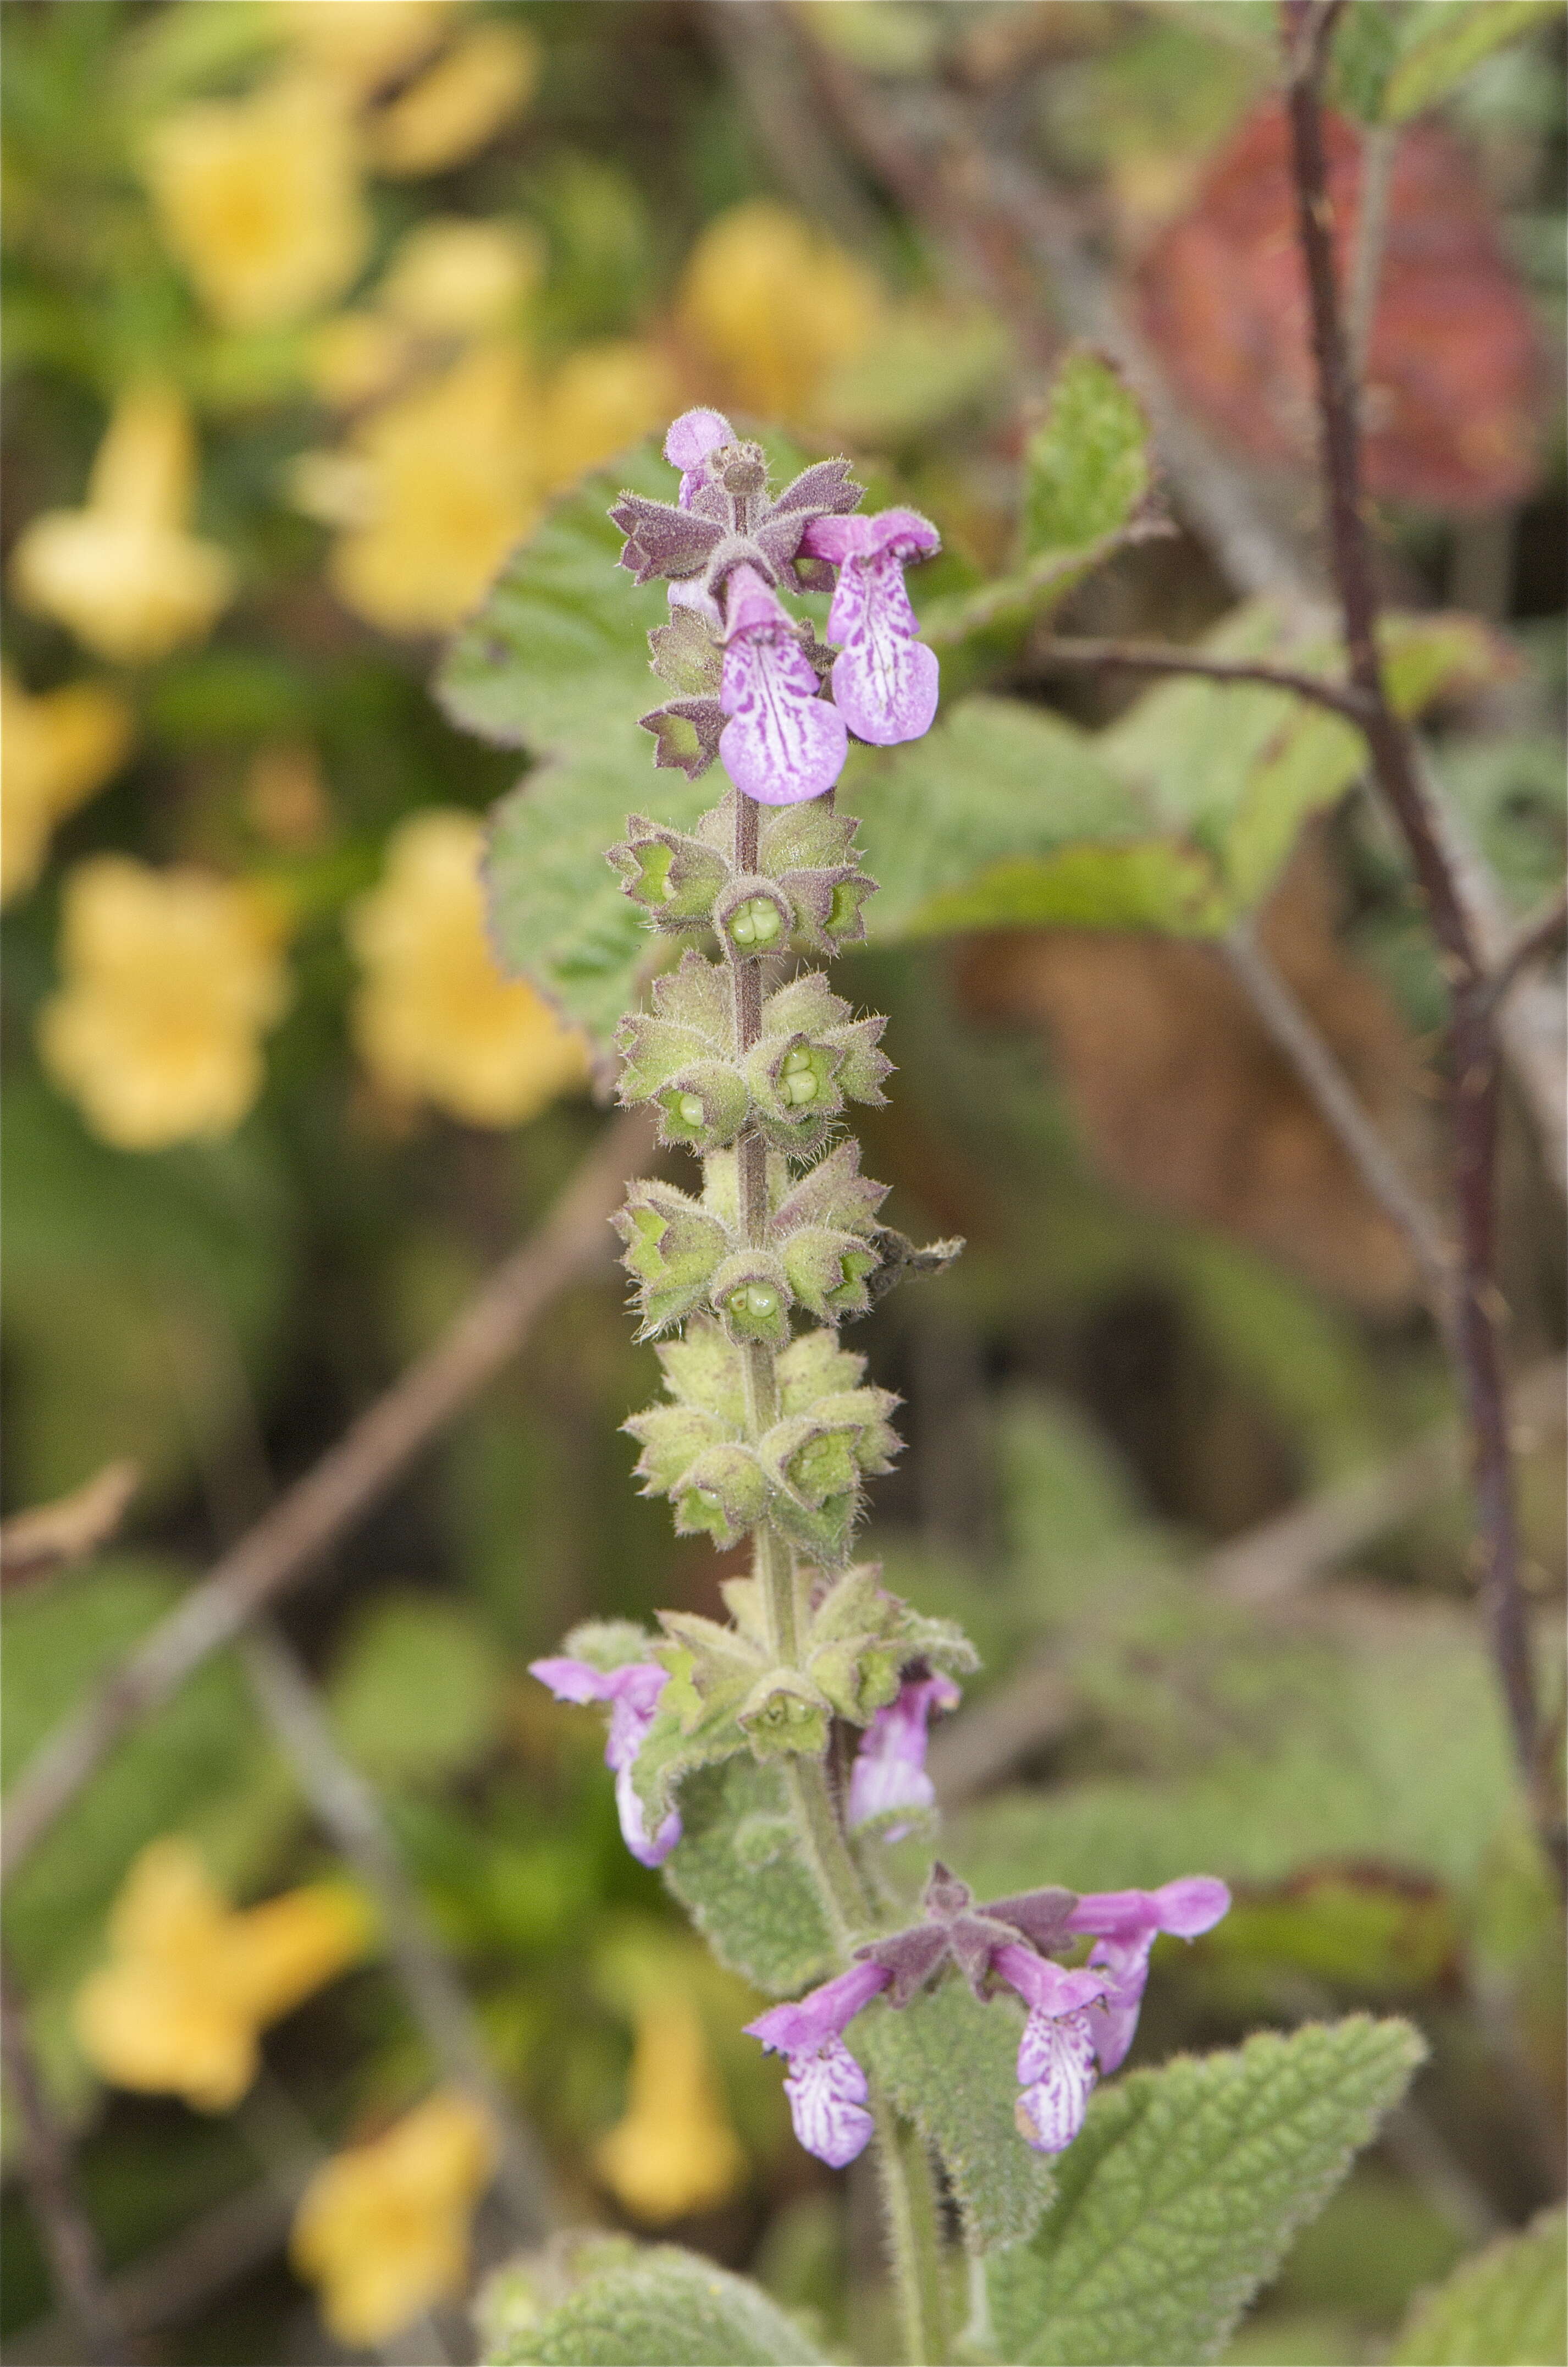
xmin=611 ymin=409 xmax=942 ymax=806
xmin=746 ymin=1866 xmax=1229 ymax=2171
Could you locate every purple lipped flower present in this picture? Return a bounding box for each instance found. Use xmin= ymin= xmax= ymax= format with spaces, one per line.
xmin=853 ymin=1863 xmax=1078 ymax=2004
xmin=746 ymin=1961 xmax=892 ymax=2168
xmin=719 ymin=563 xmax=848 ymax=806
xmin=992 ymin=1942 xmax=1109 ymax=2155
xmin=529 ymin=1656 xmax=681 ymax=1869
xmin=799 ymin=508 xmax=941 ymax=747
xmin=1066 ymin=1878 xmax=1230 ymax=2073
xmin=847 ymin=1672 xmax=962 ymax=1838
xmin=664 ymin=408 xmax=735 ymax=510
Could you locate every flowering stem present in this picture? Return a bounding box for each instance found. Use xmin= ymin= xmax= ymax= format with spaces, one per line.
xmin=720 ymin=783 xmax=949 ymax=2363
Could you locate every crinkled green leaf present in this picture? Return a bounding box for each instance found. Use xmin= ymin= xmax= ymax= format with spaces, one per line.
xmin=852 ymin=698 xmax=1223 ymax=942
xmin=660 ymin=1755 xmax=833 ymax=1995
xmin=1382 ymin=1 xmax=1559 ymax=123
xmin=856 ymin=1978 xmax=1057 ymax=2255
xmin=987 ymin=2017 xmax=1425 ymax=2365
xmin=1022 ymin=348 xmax=1152 ymax=560
xmin=484 ymin=2239 xmax=824 ymax=2366
xmin=328 ymin=1592 xmax=506 ymax=1790
xmin=1390 ymin=2208 xmax=1567 ymax=2367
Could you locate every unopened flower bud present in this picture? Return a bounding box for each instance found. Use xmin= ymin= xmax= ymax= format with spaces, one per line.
xmin=737 ymin=1667 xmax=832 ymax=1761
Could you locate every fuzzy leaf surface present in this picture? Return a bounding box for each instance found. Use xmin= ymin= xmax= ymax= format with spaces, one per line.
xmin=660 ymin=1754 xmax=833 ymax=1995
xmin=987 ymin=2017 xmax=1425 ymax=2365
xmin=855 ymin=1978 xmax=1057 ymax=2256
xmin=487 ymin=2242 xmax=822 ymax=2366
xmin=1390 ymin=2207 xmax=1567 ymax=2366
xmin=1022 ymin=348 xmax=1152 ymax=560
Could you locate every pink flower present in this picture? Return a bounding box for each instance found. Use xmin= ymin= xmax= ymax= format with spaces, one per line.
xmin=800 ymin=508 xmax=941 ymax=746
xmin=1066 ymin=1878 xmax=1231 ymax=2073
xmin=992 ymin=1943 xmax=1111 ymax=2155
xmin=718 ymin=564 xmax=848 ymax=806
xmin=528 ymin=1656 xmax=681 ymax=1868
xmin=745 ymin=1961 xmax=892 ymax=2168
xmin=847 ymin=1672 xmax=962 ymax=1838
xmin=664 ymin=408 xmax=734 ymax=509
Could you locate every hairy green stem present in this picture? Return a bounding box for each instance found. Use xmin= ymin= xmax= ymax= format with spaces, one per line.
xmin=717 ymin=783 xmax=949 ymax=2363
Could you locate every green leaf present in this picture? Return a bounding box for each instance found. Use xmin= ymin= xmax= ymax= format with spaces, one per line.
xmin=1382 ymin=1 xmax=1559 ymax=123
xmin=328 ymin=1592 xmax=506 ymax=1790
xmin=852 ymin=698 xmax=1225 ymax=943
xmin=1390 ymin=2208 xmax=1568 ymax=2367
xmin=986 ymin=2017 xmax=1425 ymax=2365
xmin=856 ymin=1978 xmax=1058 ymax=2256
xmin=1022 ymin=349 xmax=1152 ymax=562
xmin=483 ymin=2239 xmax=824 ymax=2366
xmin=660 ymin=1755 xmax=833 ymax=1996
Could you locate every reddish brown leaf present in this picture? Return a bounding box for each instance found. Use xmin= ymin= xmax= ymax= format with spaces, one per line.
xmin=1138 ymin=101 xmax=1544 ymax=513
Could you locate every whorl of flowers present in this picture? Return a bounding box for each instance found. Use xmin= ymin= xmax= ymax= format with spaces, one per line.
xmin=531 ymin=412 xmax=1228 ymax=2178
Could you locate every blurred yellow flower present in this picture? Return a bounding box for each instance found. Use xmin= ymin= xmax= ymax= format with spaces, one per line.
xmin=539 ymin=339 xmax=681 ymax=490
xmin=369 ymin=21 xmax=539 ymax=177
xmin=75 ymin=1838 xmax=372 ymax=2112
xmin=349 ymin=811 xmax=588 ymax=1126
xmin=1 ymin=670 xmax=133 ymax=905
xmin=10 ymin=386 xmax=235 ymax=664
xmin=323 ymin=343 xmax=538 ymax=634
xmin=273 ymin=0 xmax=451 ymax=93
xmin=291 ymin=2089 xmax=496 ymax=2346
xmin=142 ymin=75 xmax=369 ymax=329
xmin=595 ymin=1996 xmax=748 ymax=2223
xmin=379 ymin=216 xmax=544 ymax=337
xmin=40 ymin=857 xmax=291 ymax=1151
xmin=306 ymin=310 xmax=415 ymax=409
xmin=677 ymin=200 xmax=884 ymax=421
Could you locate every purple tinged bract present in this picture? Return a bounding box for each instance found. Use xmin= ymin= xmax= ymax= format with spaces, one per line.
xmin=719 ymin=564 xmax=848 ymax=806
xmin=847 ymin=1671 xmax=962 ymax=1837
xmin=745 ymin=1961 xmax=892 ymax=2169
xmin=800 ymin=508 xmax=941 ymax=747
xmin=528 ymin=1655 xmax=682 ymax=1869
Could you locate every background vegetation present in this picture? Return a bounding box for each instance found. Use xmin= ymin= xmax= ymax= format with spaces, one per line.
xmin=2 ymin=3 xmax=1563 ymax=2362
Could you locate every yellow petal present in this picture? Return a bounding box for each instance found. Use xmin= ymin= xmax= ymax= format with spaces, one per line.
xmin=291 ymin=2091 xmax=495 ymax=2346
xmin=75 ymin=1956 xmax=260 ymax=2113
xmin=1 ymin=672 xmax=133 ymax=905
xmin=272 ymin=0 xmax=451 ymax=94
xmin=677 ymin=200 xmax=884 ymax=421
xmin=305 ymin=311 xmax=415 ymax=410
xmin=325 ymin=345 xmax=539 ymax=634
xmin=368 ymin=23 xmax=539 ymax=178
xmin=40 ymin=858 xmax=291 ymax=1149
xmin=142 ymin=75 xmax=369 ymax=330
xmin=227 ymin=1882 xmax=376 ymax=2027
xmin=595 ymin=1999 xmax=747 ymax=2224
xmin=10 ymin=510 xmax=234 ymax=665
xmin=86 ymin=384 xmax=197 ymax=530
xmin=378 ymin=216 xmax=544 ymax=337
xmin=538 ymin=340 xmax=681 ymax=491
xmin=347 ymin=810 xmax=589 ymax=1124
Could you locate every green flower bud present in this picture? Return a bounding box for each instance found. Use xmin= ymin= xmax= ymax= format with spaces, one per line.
xmin=742 ymin=1031 xmax=844 ymax=1151
xmin=781 ymin=1225 xmax=881 ymax=1322
xmin=616 ymin=1181 xmax=732 ymax=1336
xmin=715 ymin=873 xmax=792 ymax=961
xmin=653 ymin=1059 xmax=750 ymax=1150
xmin=673 ymin=1443 xmax=769 ymax=1548
xmin=608 ymin=816 xmax=729 ymax=927
xmin=709 ymin=1251 xmax=793 ymax=1348
xmin=761 ymin=1414 xmax=859 ymax=1510
xmin=737 ymin=1667 xmax=832 ymax=1761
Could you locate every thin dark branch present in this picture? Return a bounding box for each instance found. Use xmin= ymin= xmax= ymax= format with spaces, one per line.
xmin=0 ymin=1961 xmax=123 ymax=2366
xmin=1223 ymin=921 xmax=1454 ymax=1318
xmin=1482 ymin=886 xmax=1568 ymax=1015
xmin=1028 ymin=634 xmax=1372 ymax=724
xmin=1 ymin=1109 xmax=654 ymax=1887
xmin=1282 ymin=15 xmax=1547 ymax=1831
xmin=242 ymin=1625 xmax=558 ymax=2241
